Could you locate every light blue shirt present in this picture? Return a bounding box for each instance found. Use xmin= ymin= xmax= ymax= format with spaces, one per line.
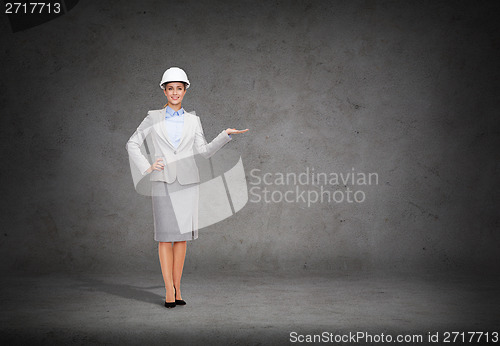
xmin=165 ymin=106 xmax=184 ymax=148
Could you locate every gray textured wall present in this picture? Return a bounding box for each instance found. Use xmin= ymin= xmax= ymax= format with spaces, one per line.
xmin=1 ymin=0 xmax=498 ymax=275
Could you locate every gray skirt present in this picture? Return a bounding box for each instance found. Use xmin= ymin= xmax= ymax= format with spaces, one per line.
xmin=151 ymin=179 xmax=199 ymax=242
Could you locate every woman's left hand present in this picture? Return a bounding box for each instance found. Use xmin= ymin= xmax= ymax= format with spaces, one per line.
xmin=226 ymin=128 xmax=249 ymax=135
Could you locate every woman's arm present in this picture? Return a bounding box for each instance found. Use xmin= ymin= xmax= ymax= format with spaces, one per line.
xmin=126 ymin=111 xmax=155 ymax=178
xmin=193 ymin=116 xmax=233 ymax=159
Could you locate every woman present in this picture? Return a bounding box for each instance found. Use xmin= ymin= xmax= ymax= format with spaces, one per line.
xmin=126 ymin=67 xmax=248 ymax=308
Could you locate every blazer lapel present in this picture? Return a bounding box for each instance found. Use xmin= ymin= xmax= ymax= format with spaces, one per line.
xmin=155 ymin=108 xmax=176 ymax=149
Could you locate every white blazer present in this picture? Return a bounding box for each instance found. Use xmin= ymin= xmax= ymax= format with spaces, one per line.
xmin=126 ymin=108 xmax=232 ymax=188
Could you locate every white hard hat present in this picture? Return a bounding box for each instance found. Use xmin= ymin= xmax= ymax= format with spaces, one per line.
xmin=159 ymin=67 xmax=190 ymax=89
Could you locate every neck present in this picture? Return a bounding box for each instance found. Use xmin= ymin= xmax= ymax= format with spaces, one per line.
xmin=168 ymin=104 xmax=182 ymax=112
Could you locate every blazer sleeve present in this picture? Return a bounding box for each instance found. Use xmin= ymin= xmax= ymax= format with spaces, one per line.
xmin=126 ymin=111 xmax=154 ymax=188
xmin=193 ymin=116 xmax=232 ymax=159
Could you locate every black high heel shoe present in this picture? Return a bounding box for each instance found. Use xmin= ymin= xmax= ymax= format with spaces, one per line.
xmin=164 ymin=287 xmax=176 ymax=308
xmin=174 ymin=287 xmax=186 ymax=305
xmin=164 ymin=300 xmax=176 ymax=308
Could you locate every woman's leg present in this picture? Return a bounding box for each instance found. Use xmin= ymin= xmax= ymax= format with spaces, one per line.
xmin=158 ymin=241 xmax=175 ymax=302
xmin=172 ymin=241 xmax=187 ymax=299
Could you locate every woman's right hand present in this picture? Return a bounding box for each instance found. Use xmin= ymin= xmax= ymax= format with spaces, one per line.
xmin=146 ymin=158 xmax=165 ymax=173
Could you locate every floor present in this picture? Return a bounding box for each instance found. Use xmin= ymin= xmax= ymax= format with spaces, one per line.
xmin=1 ymin=269 xmax=498 ymax=345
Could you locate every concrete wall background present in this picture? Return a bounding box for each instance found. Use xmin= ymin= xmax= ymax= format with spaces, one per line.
xmin=0 ymin=0 xmax=498 ymax=275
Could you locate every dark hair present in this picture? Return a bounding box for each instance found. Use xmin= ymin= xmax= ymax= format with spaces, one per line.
xmin=162 ymin=81 xmax=187 ymax=90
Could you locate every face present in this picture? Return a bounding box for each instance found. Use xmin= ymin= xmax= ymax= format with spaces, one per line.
xmin=163 ymin=82 xmax=186 ymax=107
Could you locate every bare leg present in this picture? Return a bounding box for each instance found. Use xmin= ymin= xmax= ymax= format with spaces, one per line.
xmin=172 ymin=241 xmax=187 ymax=300
xmin=158 ymin=242 xmax=175 ymax=302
